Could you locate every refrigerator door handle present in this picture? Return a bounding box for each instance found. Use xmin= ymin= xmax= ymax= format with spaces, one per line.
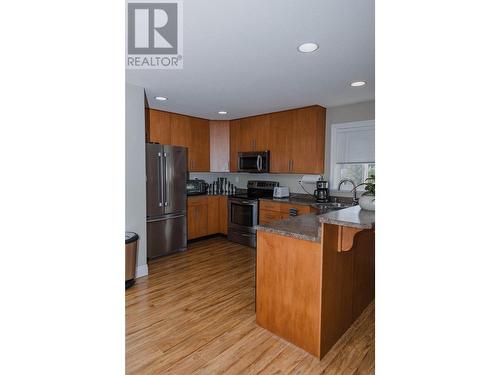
xmin=164 ymin=152 xmax=169 ymax=207
xmin=158 ymin=152 xmax=163 ymax=207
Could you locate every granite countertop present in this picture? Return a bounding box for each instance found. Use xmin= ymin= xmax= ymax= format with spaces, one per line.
xmin=317 ymin=206 xmax=375 ymax=229
xmin=257 ymin=206 xmax=375 ymax=243
xmin=257 ymin=213 xmax=323 ymax=242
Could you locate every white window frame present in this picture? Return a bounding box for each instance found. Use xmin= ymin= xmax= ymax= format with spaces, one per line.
xmin=329 ymin=120 xmax=375 ymax=193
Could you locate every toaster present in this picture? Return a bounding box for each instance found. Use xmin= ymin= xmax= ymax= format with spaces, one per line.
xmin=273 ymin=186 xmax=290 ymax=198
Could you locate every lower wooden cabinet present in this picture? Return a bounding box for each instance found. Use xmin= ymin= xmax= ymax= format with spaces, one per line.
xmin=219 ymin=196 xmax=228 ymax=234
xmin=259 ymin=200 xmax=312 ymax=225
xmin=188 ymin=196 xmax=208 ymax=240
xmin=207 ymin=196 xmax=219 ymax=235
xmin=188 ymin=195 xmax=228 ymax=240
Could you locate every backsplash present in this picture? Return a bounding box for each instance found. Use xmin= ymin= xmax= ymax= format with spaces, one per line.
xmin=188 ymin=173 xmax=313 ymax=193
xmin=189 ymin=172 xmax=355 ymax=197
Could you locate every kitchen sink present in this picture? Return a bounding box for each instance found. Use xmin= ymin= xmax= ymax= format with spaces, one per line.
xmin=314 ymin=200 xmax=357 ymax=214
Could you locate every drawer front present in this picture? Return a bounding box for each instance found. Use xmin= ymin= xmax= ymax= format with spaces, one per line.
xmin=283 ymin=205 xmax=310 ymax=216
xmin=259 ymin=209 xmax=283 ymax=224
xmin=259 ymin=200 xmax=283 ymax=212
xmin=188 ymin=195 xmax=208 ymax=207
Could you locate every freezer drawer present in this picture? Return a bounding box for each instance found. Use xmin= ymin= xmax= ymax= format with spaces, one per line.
xmin=147 ymin=214 xmax=187 ymax=259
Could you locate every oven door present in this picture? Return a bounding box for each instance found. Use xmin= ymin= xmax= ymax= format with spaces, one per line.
xmin=228 ymin=198 xmax=258 ymax=233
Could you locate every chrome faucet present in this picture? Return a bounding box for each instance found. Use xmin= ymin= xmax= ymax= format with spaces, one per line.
xmin=338 ymin=179 xmax=357 ymax=202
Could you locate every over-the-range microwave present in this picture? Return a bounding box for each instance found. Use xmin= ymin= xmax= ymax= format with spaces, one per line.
xmin=237 ymin=151 xmax=270 ymax=173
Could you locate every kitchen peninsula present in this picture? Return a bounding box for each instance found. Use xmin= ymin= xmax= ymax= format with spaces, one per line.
xmin=256 ymin=206 xmax=375 ymax=358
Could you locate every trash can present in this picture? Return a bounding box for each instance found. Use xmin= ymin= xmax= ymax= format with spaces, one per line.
xmin=125 ymin=232 xmax=139 ymax=289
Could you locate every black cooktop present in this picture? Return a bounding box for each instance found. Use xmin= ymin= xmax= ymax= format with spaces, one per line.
xmin=231 ymin=180 xmax=278 ymax=200
xmin=231 ymin=190 xmax=273 ymax=200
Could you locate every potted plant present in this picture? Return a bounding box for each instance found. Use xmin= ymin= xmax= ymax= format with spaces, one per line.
xmin=355 ymin=174 xmax=375 ymax=211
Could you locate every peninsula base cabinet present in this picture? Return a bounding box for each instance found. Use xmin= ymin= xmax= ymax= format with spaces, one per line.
xmin=188 ymin=195 xmax=228 ymax=240
xmin=256 ymin=224 xmax=375 ymax=359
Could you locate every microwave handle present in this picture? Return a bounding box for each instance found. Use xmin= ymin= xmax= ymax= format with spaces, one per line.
xmin=257 ymin=155 xmax=262 ymax=172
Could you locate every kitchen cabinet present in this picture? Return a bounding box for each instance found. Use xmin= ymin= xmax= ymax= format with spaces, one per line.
xmin=148 ymin=105 xmax=325 ymax=174
xmin=229 ymin=120 xmax=241 ymax=172
xmin=147 ymin=109 xmax=171 ymax=144
xmin=188 ymin=117 xmax=210 ymax=172
xmin=268 ymin=106 xmax=325 ymax=174
xmin=268 ymin=110 xmax=293 ymax=173
xmin=207 ymin=196 xmax=220 ymax=235
xmin=188 ymin=195 xmax=228 ymax=239
xmin=187 ymin=196 xmax=208 ymax=240
xmin=229 ymin=106 xmax=325 ymax=174
xmin=288 ymin=106 xmax=326 ymax=174
xmin=210 ymin=120 xmax=230 ymax=172
xmin=219 ymin=196 xmax=228 ymax=234
xmin=259 ymin=200 xmax=312 ymax=225
xmin=238 ymin=115 xmax=270 ymax=152
xmin=147 ymin=109 xmax=210 ymax=172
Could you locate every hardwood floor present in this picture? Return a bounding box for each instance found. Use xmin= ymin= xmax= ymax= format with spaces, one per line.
xmin=126 ymin=237 xmax=374 ymax=374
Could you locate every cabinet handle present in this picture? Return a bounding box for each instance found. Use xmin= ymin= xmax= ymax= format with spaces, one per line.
xmin=291 ymin=160 xmax=293 ymax=171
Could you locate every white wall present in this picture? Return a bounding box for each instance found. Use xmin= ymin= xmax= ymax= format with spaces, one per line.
xmin=125 ymin=83 xmax=148 ymax=277
xmin=191 ymin=100 xmax=375 ymax=195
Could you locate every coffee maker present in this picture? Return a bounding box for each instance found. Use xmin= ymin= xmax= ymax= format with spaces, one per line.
xmin=314 ymin=180 xmax=330 ymax=203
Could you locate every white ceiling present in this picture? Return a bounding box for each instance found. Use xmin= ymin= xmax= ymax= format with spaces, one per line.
xmin=126 ymin=0 xmax=374 ymax=120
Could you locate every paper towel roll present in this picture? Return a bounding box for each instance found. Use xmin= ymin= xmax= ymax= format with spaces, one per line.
xmin=300 ymin=175 xmax=322 ymax=184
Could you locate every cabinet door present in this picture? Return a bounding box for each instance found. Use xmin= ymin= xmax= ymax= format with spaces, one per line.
xmin=187 ymin=205 xmax=197 ymax=240
xmin=188 ymin=197 xmax=208 ymax=239
xmin=238 ymin=115 xmax=270 ymax=152
xmin=189 ymin=117 xmax=210 ymax=172
xmin=196 ymin=204 xmax=208 ymax=237
xmin=289 ymin=106 xmax=325 ymax=174
xmin=148 ymin=109 xmax=171 ymax=144
xmin=269 ymin=111 xmax=293 ymax=173
xmin=238 ymin=117 xmax=255 ymax=152
xmin=207 ymin=196 xmax=219 ymax=235
xmin=229 ymin=120 xmax=240 ymax=172
xmin=253 ymin=114 xmax=270 ymax=151
xmin=210 ymin=120 xmax=230 ymax=172
xmin=219 ymin=196 xmax=228 ymax=234
xmin=170 ymin=113 xmax=191 ymax=148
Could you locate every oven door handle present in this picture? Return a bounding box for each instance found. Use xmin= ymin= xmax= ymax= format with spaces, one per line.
xmin=238 ymin=200 xmax=256 ymax=205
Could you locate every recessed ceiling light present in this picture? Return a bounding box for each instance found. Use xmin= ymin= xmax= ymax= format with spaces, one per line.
xmin=350 ymin=81 xmax=366 ymax=87
xmin=218 ymin=111 xmax=228 ymax=115
xmin=297 ymin=42 xmax=319 ymax=53
xmin=155 ymin=96 xmax=167 ymax=101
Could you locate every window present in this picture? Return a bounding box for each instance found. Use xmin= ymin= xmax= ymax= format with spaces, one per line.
xmin=330 ymin=120 xmax=375 ymax=191
xmin=338 ymin=163 xmax=375 ymax=189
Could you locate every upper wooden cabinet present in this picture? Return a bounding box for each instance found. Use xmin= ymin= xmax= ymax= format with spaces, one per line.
xmin=147 ymin=109 xmax=172 ymax=145
xmin=230 ymin=105 xmax=326 ymax=174
xmin=147 ymin=109 xmax=210 ymax=172
xmin=188 ymin=117 xmax=210 ymax=172
xmin=237 ymin=114 xmax=270 ymax=152
xmin=288 ymin=106 xmax=326 ymax=174
xmin=229 ymin=120 xmax=241 ymax=172
xmin=209 ymin=120 xmax=230 ymax=172
xmin=148 ymin=105 xmax=325 ymax=174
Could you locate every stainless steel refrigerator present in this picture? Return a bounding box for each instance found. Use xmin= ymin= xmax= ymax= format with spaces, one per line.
xmin=146 ymin=143 xmax=187 ymax=259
